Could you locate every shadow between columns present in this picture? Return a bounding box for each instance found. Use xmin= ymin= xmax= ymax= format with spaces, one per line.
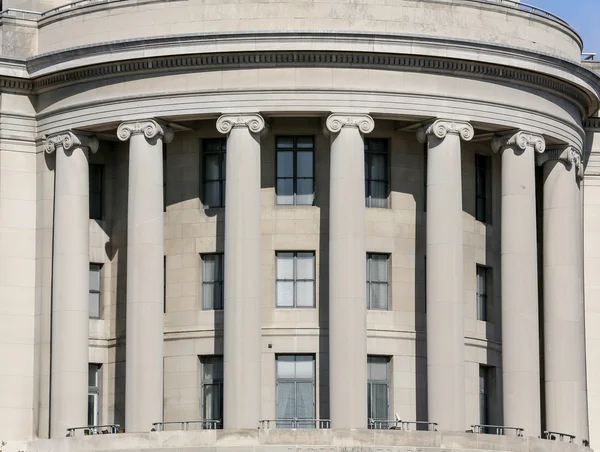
xmin=318 ymin=204 xmax=330 ymax=422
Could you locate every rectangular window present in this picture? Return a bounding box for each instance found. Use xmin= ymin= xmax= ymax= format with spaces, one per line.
xmin=276 ymin=252 xmax=315 ymax=308
xmin=202 ymin=254 xmax=224 ymax=310
xmin=367 ymin=356 xmax=390 ymax=428
xmin=476 ymin=265 xmax=492 ymax=322
xmin=365 ymin=138 xmax=389 ymax=208
xmin=201 ymin=356 xmax=223 ymax=428
xmin=479 ymin=365 xmax=496 ymax=427
xmin=276 ymin=354 xmax=315 ymax=428
xmin=475 ymin=155 xmax=490 ymax=223
xmin=89 ymin=264 xmax=102 ymax=319
xmin=89 ymin=164 xmax=104 ymax=220
xmin=203 ymin=138 xmax=226 ymax=208
xmin=276 ymin=136 xmax=314 ymax=205
xmin=366 ymin=253 xmax=389 ymax=310
xmin=88 ymin=364 xmax=101 ymax=427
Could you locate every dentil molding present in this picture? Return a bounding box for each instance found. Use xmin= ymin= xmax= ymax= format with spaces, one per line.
xmin=44 ymin=130 xmax=99 ymax=154
xmin=491 ymin=131 xmax=546 ymax=154
xmin=216 ymin=114 xmax=266 ymax=135
xmin=117 ymin=119 xmax=174 ymax=143
xmin=416 ymin=119 xmax=474 ymax=143
xmin=325 ymin=114 xmax=374 ymax=135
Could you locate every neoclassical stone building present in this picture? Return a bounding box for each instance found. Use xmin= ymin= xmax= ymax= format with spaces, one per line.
xmin=0 ymin=0 xmax=599 ymax=451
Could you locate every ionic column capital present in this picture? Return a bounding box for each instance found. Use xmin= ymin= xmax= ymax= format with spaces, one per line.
xmin=216 ymin=114 xmax=267 ymax=135
xmin=492 ymin=131 xmax=546 ymax=154
xmin=538 ymin=146 xmax=584 ymax=180
xmin=416 ymin=119 xmax=474 ymax=143
xmin=325 ymin=113 xmax=374 ymax=135
xmin=44 ymin=131 xmax=99 ymax=154
xmin=117 ymin=119 xmax=174 ymax=143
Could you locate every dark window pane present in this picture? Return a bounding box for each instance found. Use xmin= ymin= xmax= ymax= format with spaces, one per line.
xmin=277 ymin=151 xmax=294 ymax=178
xmin=296 ymin=136 xmax=314 ymax=149
xmin=89 ymin=165 xmax=103 ymax=220
xmin=297 ymin=151 xmax=313 ymax=178
xmin=204 ymin=182 xmax=221 ymax=208
xmin=296 ymin=179 xmax=314 ymax=205
xmin=205 ymin=154 xmax=221 ymax=180
xmin=276 ymin=137 xmax=294 ymax=149
xmin=276 ymin=179 xmax=294 ymax=205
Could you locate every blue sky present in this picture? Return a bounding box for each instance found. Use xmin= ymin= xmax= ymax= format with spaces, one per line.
xmin=530 ymin=0 xmax=599 ymax=53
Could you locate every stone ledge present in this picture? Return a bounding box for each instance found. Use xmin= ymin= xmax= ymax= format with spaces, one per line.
xmin=25 ymin=430 xmax=590 ymax=452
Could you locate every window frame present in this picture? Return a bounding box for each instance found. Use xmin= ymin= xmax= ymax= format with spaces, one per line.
xmin=275 ymin=135 xmax=315 ymax=206
xmin=367 ymin=355 xmax=391 ymax=428
xmin=200 ymin=355 xmax=224 ymax=427
xmin=88 ymin=363 xmax=102 ymax=427
xmin=89 ymin=164 xmax=104 ymax=220
xmin=366 ymin=253 xmax=390 ymax=311
xmin=202 ymin=138 xmax=227 ymax=209
xmin=89 ymin=263 xmax=103 ymax=319
xmin=364 ymin=138 xmax=390 ymax=209
xmin=276 ymin=251 xmax=316 ymax=308
xmin=201 ymin=253 xmax=224 ymax=311
xmin=275 ymin=354 xmax=316 ymax=428
xmin=476 ymin=265 xmax=492 ymax=322
xmin=475 ymin=154 xmax=491 ymax=223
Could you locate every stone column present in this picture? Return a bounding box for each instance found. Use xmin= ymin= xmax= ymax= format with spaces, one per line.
xmin=492 ymin=131 xmax=545 ymax=437
xmin=117 ymin=120 xmax=173 ymax=433
xmin=45 ymin=131 xmax=98 ymax=437
xmin=539 ymin=147 xmax=589 ymax=443
xmin=325 ymin=114 xmax=373 ymax=429
xmin=417 ymin=119 xmax=473 ymax=432
xmin=216 ymin=114 xmax=265 ymax=429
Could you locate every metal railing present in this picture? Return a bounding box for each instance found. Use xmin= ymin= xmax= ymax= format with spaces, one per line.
xmin=66 ymin=424 xmax=121 ymax=437
xmin=368 ymin=419 xmax=437 ymax=431
xmin=544 ymin=431 xmax=576 ymax=443
xmin=152 ymin=420 xmax=221 ymax=431
xmin=259 ymin=419 xmax=331 ymax=429
xmin=472 ymin=424 xmax=524 ymax=437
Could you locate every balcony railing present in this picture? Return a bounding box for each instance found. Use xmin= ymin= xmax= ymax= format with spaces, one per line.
xmin=544 ymin=431 xmax=576 ymax=443
xmin=151 ymin=420 xmax=222 ymax=431
xmin=471 ymin=424 xmax=524 ymax=437
xmin=259 ymin=419 xmax=331 ymax=429
xmin=66 ymin=424 xmax=121 ymax=437
xmin=368 ymin=419 xmax=438 ymax=431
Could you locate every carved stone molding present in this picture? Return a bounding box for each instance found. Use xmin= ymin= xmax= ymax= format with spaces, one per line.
xmin=117 ymin=119 xmax=174 ymax=143
xmin=491 ymin=131 xmax=546 ymax=154
xmin=325 ymin=114 xmax=375 ymax=135
xmin=44 ymin=131 xmax=99 ymax=154
xmin=584 ymin=117 xmax=600 ymax=132
xmin=216 ymin=114 xmax=266 ymax=135
xmin=416 ymin=119 xmax=474 ymax=143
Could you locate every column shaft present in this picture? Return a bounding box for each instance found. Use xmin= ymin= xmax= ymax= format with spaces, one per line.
xmin=543 ymin=150 xmax=588 ymax=442
xmin=326 ymin=114 xmax=373 ymax=429
xmin=494 ymin=132 xmax=543 ymax=437
xmin=419 ymin=120 xmax=472 ymax=432
xmin=118 ymin=121 xmax=170 ymax=432
xmin=46 ymin=132 xmax=97 ymax=438
xmin=217 ymin=115 xmax=263 ymax=429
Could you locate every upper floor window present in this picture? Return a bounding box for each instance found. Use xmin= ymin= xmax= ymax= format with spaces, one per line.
xmin=276 ymin=252 xmax=315 ymax=308
xmin=367 ymin=356 xmax=390 ymax=428
xmin=202 ymin=253 xmax=224 ymax=310
xmin=88 ymin=363 xmax=101 ymax=427
xmin=203 ymin=138 xmax=226 ymax=208
xmin=365 ymin=138 xmax=389 ymax=208
xmin=89 ymin=164 xmax=104 ymax=220
xmin=476 ymin=265 xmax=492 ymax=322
xmin=366 ymin=253 xmax=389 ymax=310
xmin=276 ymin=354 xmax=315 ymax=428
xmin=276 ymin=136 xmax=314 ymax=205
xmin=200 ymin=356 xmax=223 ymax=428
xmin=89 ymin=263 xmax=102 ymax=319
xmin=475 ymin=155 xmax=490 ymax=223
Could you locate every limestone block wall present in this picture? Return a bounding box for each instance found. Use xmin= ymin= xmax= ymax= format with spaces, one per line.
xmin=34 ymin=0 xmax=582 ymax=60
